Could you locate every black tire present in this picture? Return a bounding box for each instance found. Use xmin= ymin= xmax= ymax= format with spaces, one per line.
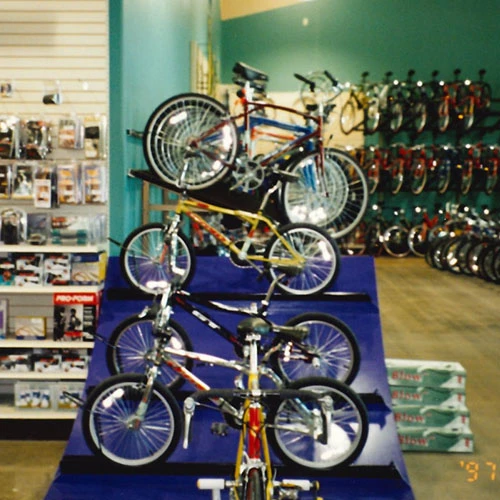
xmin=120 ymin=223 xmax=196 ymax=294
xmin=81 ymin=373 xmax=182 ymax=467
xmin=269 ymin=312 xmax=360 ymax=385
xmin=279 ymin=149 xmax=368 ymax=239
xmin=264 ymin=223 xmax=340 ymax=296
xmin=106 ymin=312 xmax=193 ymax=391
xmin=267 ymin=376 xmax=369 ymax=471
xmin=383 ymin=225 xmax=410 ymax=258
xmin=244 ymin=468 xmax=265 ymax=500
xmin=340 ymin=98 xmax=357 ymax=135
xmin=143 ymin=93 xmax=238 ymax=190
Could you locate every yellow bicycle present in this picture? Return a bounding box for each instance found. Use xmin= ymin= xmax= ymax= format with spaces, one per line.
xmin=120 ymin=173 xmax=340 ymax=296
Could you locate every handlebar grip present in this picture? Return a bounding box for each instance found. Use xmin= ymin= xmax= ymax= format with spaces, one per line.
xmin=294 ymin=73 xmax=316 ymax=91
xmin=324 ymin=70 xmax=338 ymax=87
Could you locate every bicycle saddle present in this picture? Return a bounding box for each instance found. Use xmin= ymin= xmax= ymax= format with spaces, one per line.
xmin=237 ymin=317 xmax=271 ymax=337
xmin=232 ymin=62 xmax=269 ymax=83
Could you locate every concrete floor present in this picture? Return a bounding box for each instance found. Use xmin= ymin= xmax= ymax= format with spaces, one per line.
xmin=0 ymin=257 xmax=499 ymax=500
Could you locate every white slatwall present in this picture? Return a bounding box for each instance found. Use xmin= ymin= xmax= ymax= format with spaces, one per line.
xmin=0 ymin=0 xmax=108 ymax=118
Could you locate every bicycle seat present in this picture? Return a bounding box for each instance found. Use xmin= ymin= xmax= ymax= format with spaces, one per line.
xmin=237 ymin=317 xmax=271 ymax=337
xmin=233 ymin=62 xmax=269 ymax=83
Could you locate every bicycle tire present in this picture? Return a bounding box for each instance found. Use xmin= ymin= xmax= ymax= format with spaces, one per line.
xmin=388 ymin=159 xmax=404 ymax=195
xmin=280 ymin=149 xmax=368 ymax=239
xmin=412 ymin=101 xmax=427 ymax=134
xmin=264 ymin=223 xmax=340 ymax=296
xmin=120 ymin=223 xmax=196 ymax=294
xmin=435 ymin=160 xmax=451 ymax=194
xmin=408 ymin=224 xmax=428 ymax=257
xmin=436 ymin=100 xmax=450 ymax=133
xmin=364 ymin=99 xmax=380 ymax=134
xmin=339 ymin=98 xmax=358 ymax=135
xmin=267 ymin=376 xmax=368 ymax=471
xmin=388 ymin=101 xmax=404 ymax=133
xmin=382 ymin=225 xmax=410 ymax=258
xmin=106 ymin=312 xmax=193 ymax=391
xmin=244 ymin=468 xmax=265 ymax=500
xmin=81 ymin=373 xmax=182 ymax=467
xmin=410 ymin=159 xmax=428 ymax=195
xmin=269 ymin=312 xmax=360 ymax=385
xmin=143 ymin=93 xmax=238 ymax=190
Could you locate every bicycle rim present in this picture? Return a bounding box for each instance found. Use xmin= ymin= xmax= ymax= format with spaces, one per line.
xmin=280 ymin=152 xmax=349 ymax=228
xmin=268 ymin=377 xmax=368 ymax=471
xmin=265 ymin=223 xmax=340 ymax=296
xmin=120 ymin=224 xmax=194 ymax=294
xmin=143 ymin=93 xmax=238 ymax=189
xmin=410 ymin=162 xmax=427 ymax=195
xmin=82 ymin=374 xmax=181 ymax=467
xmin=408 ymin=225 xmax=427 ymax=257
xmin=364 ymin=101 xmax=380 ymax=134
xmin=383 ymin=226 xmax=410 ymax=258
xmin=106 ymin=314 xmax=193 ymax=390
xmin=244 ymin=468 xmax=265 ymax=500
xmin=271 ymin=313 xmax=360 ymax=385
xmin=340 ymin=100 xmax=357 ymax=135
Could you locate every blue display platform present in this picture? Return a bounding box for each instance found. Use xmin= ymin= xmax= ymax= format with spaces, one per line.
xmin=45 ymin=256 xmax=415 ymax=500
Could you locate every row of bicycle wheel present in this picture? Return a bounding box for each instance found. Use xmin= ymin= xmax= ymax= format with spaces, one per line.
xmin=425 ymin=233 xmax=500 ymax=283
xmin=79 ymin=281 xmax=369 ymax=472
xmin=340 ymin=68 xmax=492 ymax=136
xmin=354 ymin=143 xmax=500 ymax=196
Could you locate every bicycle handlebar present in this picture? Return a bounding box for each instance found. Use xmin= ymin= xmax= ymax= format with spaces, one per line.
xmin=294 ymin=72 xmax=316 ymax=92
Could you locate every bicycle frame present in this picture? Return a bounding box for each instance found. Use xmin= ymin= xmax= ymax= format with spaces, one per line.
xmin=167 ymin=193 xmax=307 ymax=269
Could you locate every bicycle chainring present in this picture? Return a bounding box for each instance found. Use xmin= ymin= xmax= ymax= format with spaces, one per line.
xmin=229 ymin=155 xmax=266 ymax=192
xmin=229 ymin=240 xmax=257 ymax=267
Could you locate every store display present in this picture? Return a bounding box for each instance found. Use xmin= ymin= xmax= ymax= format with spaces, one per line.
xmin=14 ymin=316 xmax=46 ymax=340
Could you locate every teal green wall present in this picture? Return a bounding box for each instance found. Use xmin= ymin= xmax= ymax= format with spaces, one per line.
xmin=220 ymin=0 xmax=500 ymax=217
xmin=108 ymin=0 xmax=218 ymax=255
xmin=220 ymin=0 xmax=500 ymax=95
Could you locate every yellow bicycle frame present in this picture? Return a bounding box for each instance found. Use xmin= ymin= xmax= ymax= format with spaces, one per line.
xmin=174 ymin=196 xmax=306 ymax=269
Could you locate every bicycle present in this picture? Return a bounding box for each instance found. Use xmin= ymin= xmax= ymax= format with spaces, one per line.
xmin=105 ymin=276 xmax=361 ymax=391
xmin=186 ymin=317 xmax=332 ymax=499
xmin=142 ymin=62 xmax=368 ymax=238
xmin=81 ymin=300 xmax=369 ymax=472
xmin=120 ymin=171 xmax=341 ymax=297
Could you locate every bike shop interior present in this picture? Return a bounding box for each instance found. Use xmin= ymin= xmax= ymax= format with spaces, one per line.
xmin=0 ymin=1 xmax=499 ymax=500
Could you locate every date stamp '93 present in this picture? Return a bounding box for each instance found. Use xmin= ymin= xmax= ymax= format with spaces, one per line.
xmin=459 ymin=461 xmax=497 ymax=483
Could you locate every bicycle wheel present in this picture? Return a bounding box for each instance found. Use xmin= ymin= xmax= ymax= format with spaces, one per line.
xmin=437 ymin=100 xmax=450 ymax=133
xmin=408 ymin=224 xmax=428 ymax=257
xmin=388 ymin=159 xmax=404 ymax=195
xmin=435 ymin=159 xmax=451 ymax=194
xmin=410 ymin=159 xmax=428 ymax=195
xmin=82 ymin=373 xmax=182 ymax=467
xmin=364 ymin=99 xmax=380 ymax=134
xmin=120 ymin=223 xmax=195 ymax=294
xmin=267 ymin=376 xmax=368 ymax=471
xmin=339 ymin=97 xmax=358 ymax=135
xmin=412 ymin=101 xmax=427 ymax=134
xmin=106 ymin=312 xmax=193 ymax=391
xmin=270 ymin=312 xmax=360 ymax=385
xmin=388 ymin=101 xmax=404 ymax=133
xmin=143 ymin=93 xmax=238 ymax=190
xmin=382 ymin=225 xmax=410 ymax=258
xmin=280 ymin=149 xmax=368 ymax=239
xmin=244 ymin=468 xmax=265 ymax=500
xmin=264 ymin=223 xmax=340 ymax=296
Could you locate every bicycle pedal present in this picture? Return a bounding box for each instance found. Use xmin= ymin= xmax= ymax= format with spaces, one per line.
xmin=210 ymin=422 xmax=229 ymax=437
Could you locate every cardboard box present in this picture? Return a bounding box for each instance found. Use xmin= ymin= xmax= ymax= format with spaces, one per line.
xmin=70 ymin=252 xmax=107 ymax=285
xmin=390 ymin=385 xmax=466 ymax=407
xmin=53 ymin=291 xmax=100 ymax=341
xmin=15 ymin=382 xmax=52 ymax=409
xmin=0 ymin=298 xmax=7 ymax=339
xmin=386 ymin=358 xmax=466 ymax=389
xmin=14 ymin=316 xmax=46 ymax=340
xmin=393 ymin=404 xmax=470 ymax=429
xmin=398 ymin=426 xmax=474 ymax=452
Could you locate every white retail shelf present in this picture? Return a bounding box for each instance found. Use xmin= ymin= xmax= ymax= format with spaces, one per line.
xmin=0 ymin=405 xmax=78 ymax=419
xmin=0 ymin=244 xmax=106 ymax=253
xmin=0 ymin=340 xmax=94 ymax=349
xmin=0 ymin=371 xmax=88 ymax=380
xmin=0 ymin=285 xmax=103 ymax=294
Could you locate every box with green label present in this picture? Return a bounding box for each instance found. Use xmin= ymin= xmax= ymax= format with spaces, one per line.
xmin=393 ymin=404 xmax=470 ymax=429
xmin=390 ymin=385 xmax=466 ymax=407
xmin=398 ymin=426 xmax=474 ymax=452
xmin=386 ymin=358 xmax=466 ymax=389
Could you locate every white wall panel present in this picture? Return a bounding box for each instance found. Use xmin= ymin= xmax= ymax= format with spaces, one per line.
xmin=0 ymin=0 xmax=108 ymax=119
